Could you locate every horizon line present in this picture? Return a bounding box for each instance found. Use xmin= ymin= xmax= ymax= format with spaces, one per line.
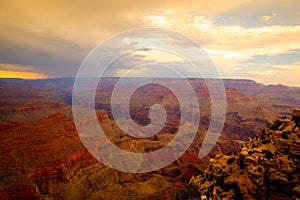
xmin=0 ymin=77 xmax=298 ymax=88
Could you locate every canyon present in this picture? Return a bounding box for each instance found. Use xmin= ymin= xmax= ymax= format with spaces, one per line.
xmin=0 ymin=77 xmax=299 ymax=199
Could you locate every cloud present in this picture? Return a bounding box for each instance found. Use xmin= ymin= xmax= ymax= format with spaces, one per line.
xmin=0 ymin=0 xmax=252 ymax=47
xmin=0 ymin=0 xmax=299 ymax=86
xmin=0 ymin=63 xmax=50 ymax=79
xmin=232 ymin=62 xmax=300 ymax=87
xmin=0 ymin=63 xmax=35 ymax=72
xmin=215 ymin=0 xmax=300 ymax=27
xmin=240 ymin=50 xmax=300 ymax=65
xmin=261 ymin=13 xmax=277 ymax=22
xmin=153 ymin=14 xmax=300 ymax=86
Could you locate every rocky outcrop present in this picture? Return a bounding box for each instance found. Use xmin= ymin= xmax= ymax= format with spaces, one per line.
xmin=293 ymin=108 xmax=300 ymax=117
xmin=185 ymin=109 xmax=300 ymax=200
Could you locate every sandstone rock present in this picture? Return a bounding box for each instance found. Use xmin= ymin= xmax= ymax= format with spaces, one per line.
xmin=293 ymin=185 xmax=300 ymax=195
xmin=191 ymin=111 xmax=300 ymax=200
xmin=241 ymin=150 xmax=248 ymax=156
xmin=283 ymin=125 xmax=293 ymax=133
xmin=201 ymin=195 xmax=207 ymax=200
xmin=215 ymin=154 xmax=222 ymax=159
xmin=292 ymin=108 xmax=300 ymax=117
xmin=274 ymin=130 xmax=282 ymax=136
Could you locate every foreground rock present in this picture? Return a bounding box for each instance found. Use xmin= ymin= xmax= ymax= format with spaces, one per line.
xmin=179 ymin=109 xmax=300 ymax=200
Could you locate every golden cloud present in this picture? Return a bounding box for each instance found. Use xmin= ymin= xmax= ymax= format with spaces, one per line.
xmin=0 ymin=0 xmax=299 ymax=86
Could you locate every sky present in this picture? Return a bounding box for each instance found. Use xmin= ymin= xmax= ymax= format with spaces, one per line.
xmin=0 ymin=0 xmax=300 ymax=86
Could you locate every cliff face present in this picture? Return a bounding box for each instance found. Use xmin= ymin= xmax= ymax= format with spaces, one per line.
xmin=0 ymin=113 xmax=96 ymax=199
xmin=186 ymin=109 xmax=300 ymax=200
xmin=0 ymin=81 xmax=70 ymax=122
xmin=0 ymin=113 xmax=189 ymax=200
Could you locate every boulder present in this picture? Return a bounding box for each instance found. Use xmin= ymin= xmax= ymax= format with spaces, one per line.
xmin=292 ymin=108 xmax=300 ymax=117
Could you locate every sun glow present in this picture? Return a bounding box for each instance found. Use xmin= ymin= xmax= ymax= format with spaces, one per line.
xmin=0 ymin=70 xmax=49 ymax=79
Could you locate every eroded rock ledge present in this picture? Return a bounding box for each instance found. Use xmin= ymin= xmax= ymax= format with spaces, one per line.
xmin=182 ymin=108 xmax=300 ymax=200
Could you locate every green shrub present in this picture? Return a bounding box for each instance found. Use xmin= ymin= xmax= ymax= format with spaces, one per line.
xmin=283 ymin=148 xmax=289 ymax=154
xmin=292 ymin=116 xmax=300 ymax=127
xmin=262 ymin=139 xmax=271 ymax=144
xmin=282 ymin=132 xmax=288 ymax=139
xmin=238 ymin=155 xmax=245 ymax=169
xmin=232 ymin=181 xmax=243 ymax=200
xmin=175 ymin=183 xmax=201 ymax=200
xmin=216 ymin=174 xmax=225 ymax=186
xmin=262 ymin=150 xmax=273 ymax=159
xmin=269 ymin=120 xmax=282 ymax=130
xmin=227 ymin=157 xmax=235 ymax=165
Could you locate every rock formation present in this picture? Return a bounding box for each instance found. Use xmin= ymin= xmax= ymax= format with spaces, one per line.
xmin=182 ymin=109 xmax=300 ymax=200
